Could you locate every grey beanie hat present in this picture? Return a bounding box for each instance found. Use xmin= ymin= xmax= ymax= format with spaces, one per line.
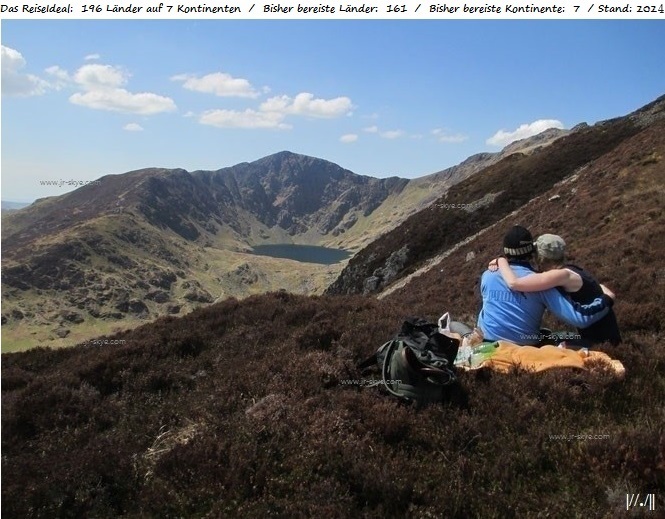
xmin=535 ymin=234 xmax=566 ymax=261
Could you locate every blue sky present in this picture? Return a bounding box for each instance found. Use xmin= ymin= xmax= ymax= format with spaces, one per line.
xmin=1 ymin=20 xmax=664 ymax=201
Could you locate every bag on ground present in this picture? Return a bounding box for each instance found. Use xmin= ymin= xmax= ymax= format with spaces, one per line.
xmin=357 ymin=317 xmax=460 ymax=407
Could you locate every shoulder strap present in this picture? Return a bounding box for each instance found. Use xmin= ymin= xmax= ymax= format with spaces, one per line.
xmin=381 ymin=340 xmax=407 ymax=400
xmin=357 ymin=340 xmax=393 ymax=371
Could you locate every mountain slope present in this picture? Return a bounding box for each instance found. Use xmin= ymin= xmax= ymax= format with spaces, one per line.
xmin=322 ymin=128 xmax=568 ymax=251
xmin=0 ymin=153 xmax=407 ymax=351
xmin=326 ymin=96 xmax=665 ymax=296
xmin=377 ymin=105 xmax=665 ymax=334
xmin=2 ymin=152 xmax=408 ymax=250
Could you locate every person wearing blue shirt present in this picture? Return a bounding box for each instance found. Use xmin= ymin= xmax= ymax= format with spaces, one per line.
xmin=477 ymin=225 xmax=614 ymax=346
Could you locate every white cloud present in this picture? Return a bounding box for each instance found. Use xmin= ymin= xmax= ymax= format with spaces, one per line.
xmin=260 ymin=92 xmax=353 ymax=118
xmin=68 ymin=63 xmax=176 ymax=115
xmin=1 ymin=45 xmax=50 ymax=96
xmin=380 ymin=130 xmax=404 ymax=139
xmin=172 ymin=72 xmax=261 ymax=98
xmin=362 ymin=126 xmax=405 ymax=139
xmin=84 ymin=53 xmax=101 ymax=61
xmin=2 ymin=50 xmax=175 ymax=116
xmin=438 ymin=134 xmax=467 ymax=143
xmin=487 ymin=119 xmax=564 ymax=147
xmin=340 ymin=134 xmax=358 ymax=143
xmin=73 ymin=63 xmax=127 ymax=89
xmin=123 ymin=123 xmax=144 ymax=131
xmin=432 ymin=129 xmax=468 ymax=143
xmin=45 ymin=66 xmax=70 ymax=90
xmin=70 ymin=89 xmax=176 ymax=115
xmin=199 ymin=108 xmax=291 ymax=129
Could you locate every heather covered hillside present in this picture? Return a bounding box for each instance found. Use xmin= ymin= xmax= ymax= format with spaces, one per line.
xmin=3 ymin=291 xmax=664 ymax=518
xmin=377 ymin=110 xmax=665 ymax=334
xmin=326 ymin=95 xmax=665 ymax=297
xmin=3 ymin=97 xmax=665 ymax=517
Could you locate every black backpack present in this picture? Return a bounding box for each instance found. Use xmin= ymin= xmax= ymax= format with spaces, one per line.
xmin=357 ymin=317 xmax=460 ymax=407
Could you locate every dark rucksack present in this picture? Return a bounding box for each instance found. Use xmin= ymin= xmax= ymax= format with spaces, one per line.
xmin=357 ymin=317 xmax=460 ymax=407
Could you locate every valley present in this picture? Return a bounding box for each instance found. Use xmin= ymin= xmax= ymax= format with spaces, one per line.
xmin=1 ymin=132 xmax=565 ymax=352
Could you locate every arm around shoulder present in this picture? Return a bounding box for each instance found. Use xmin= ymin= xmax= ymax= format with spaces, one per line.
xmin=500 ymin=261 xmax=568 ymax=292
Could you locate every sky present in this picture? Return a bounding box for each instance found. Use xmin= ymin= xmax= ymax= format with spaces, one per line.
xmin=1 ymin=20 xmax=664 ymax=202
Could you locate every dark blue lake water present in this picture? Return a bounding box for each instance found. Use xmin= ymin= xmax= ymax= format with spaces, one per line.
xmin=251 ymin=244 xmax=352 ymax=265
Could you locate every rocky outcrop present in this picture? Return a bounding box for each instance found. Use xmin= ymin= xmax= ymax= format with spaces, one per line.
xmin=361 ymin=246 xmax=409 ymax=295
xmin=181 ymin=281 xmax=214 ymax=304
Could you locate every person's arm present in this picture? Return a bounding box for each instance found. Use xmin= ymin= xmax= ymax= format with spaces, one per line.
xmin=497 ymin=257 xmax=568 ymax=292
xmin=541 ymin=288 xmax=612 ymax=328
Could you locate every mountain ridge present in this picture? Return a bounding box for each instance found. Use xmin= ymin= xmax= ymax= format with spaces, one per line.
xmin=2 ymin=153 xmax=409 ymax=248
xmin=1 ymin=130 xmax=570 ymax=351
xmin=1 ymin=152 xmax=408 ymax=351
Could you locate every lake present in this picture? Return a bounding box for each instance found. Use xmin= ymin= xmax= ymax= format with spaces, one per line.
xmin=251 ymin=244 xmax=352 ymax=265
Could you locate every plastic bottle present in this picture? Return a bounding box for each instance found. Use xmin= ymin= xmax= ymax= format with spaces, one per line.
xmin=469 ymin=342 xmax=498 ymax=368
xmin=454 ymin=345 xmax=473 ymax=367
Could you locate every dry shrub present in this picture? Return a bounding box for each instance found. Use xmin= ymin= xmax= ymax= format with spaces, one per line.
xmin=3 ymin=289 xmax=664 ymax=518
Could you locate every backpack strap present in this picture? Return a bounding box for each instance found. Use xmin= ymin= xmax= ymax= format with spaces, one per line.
xmin=357 ymin=340 xmax=393 ymax=371
xmin=381 ymin=340 xmax=407 ymax=400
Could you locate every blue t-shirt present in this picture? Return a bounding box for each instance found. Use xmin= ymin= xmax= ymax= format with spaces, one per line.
xmin=477 ymin=262 xmax=611 ymax=345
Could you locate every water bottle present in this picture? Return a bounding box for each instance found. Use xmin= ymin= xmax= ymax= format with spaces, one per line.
xmin=454 ymin=345 xmax=473 ymax=367
xmin=469 ymin=342 xmax=498 ymax=368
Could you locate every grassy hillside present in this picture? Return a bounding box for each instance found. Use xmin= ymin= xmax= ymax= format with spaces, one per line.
xmin=1 ymin=197 xmax=347 ymax=353
xmin=1 ymin=204 xmax=343 ymax=353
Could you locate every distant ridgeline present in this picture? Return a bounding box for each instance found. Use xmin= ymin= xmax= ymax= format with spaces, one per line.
xmin=0 ymin=151 xmax=404 ymax=351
